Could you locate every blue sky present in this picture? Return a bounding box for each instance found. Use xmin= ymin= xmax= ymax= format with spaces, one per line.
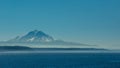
xmin=0 ymin=0 xmax=120 ymax=48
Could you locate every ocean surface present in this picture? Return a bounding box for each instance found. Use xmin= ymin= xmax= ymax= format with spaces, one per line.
xmin=0 ymin=51 xmax=120 ymax=68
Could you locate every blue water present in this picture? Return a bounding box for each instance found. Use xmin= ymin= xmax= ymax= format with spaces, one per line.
xmin=0 ymin=52 xmax=120 ymax=68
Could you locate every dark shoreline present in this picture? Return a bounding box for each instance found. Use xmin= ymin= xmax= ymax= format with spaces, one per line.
xmin=0 ymin=46 xmax=108 ymax=51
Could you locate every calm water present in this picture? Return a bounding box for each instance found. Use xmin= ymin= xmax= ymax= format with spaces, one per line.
xmin=0 ymin=52 xmax=120 ymax=68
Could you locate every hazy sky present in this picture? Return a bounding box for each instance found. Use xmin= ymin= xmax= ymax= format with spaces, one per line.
xmin=0 ymin=0 xmax=120 ymax=49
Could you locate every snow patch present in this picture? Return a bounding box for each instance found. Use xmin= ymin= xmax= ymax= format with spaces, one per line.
xmin=27 ymin=37 xmax=35 ymax=42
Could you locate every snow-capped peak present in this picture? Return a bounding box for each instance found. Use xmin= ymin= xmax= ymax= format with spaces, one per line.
xmin=8 ymin=30 xmax=54 ymax=42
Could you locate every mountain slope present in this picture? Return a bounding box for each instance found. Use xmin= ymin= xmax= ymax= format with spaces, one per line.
xmin=6 ymin=30 xmax=92 ymax=46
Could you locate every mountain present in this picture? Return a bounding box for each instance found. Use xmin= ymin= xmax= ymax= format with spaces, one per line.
xmin=8 ymin=30 xmax=54 ymax=42
xmin=4 ymin=30 xmax=93 ymax=46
